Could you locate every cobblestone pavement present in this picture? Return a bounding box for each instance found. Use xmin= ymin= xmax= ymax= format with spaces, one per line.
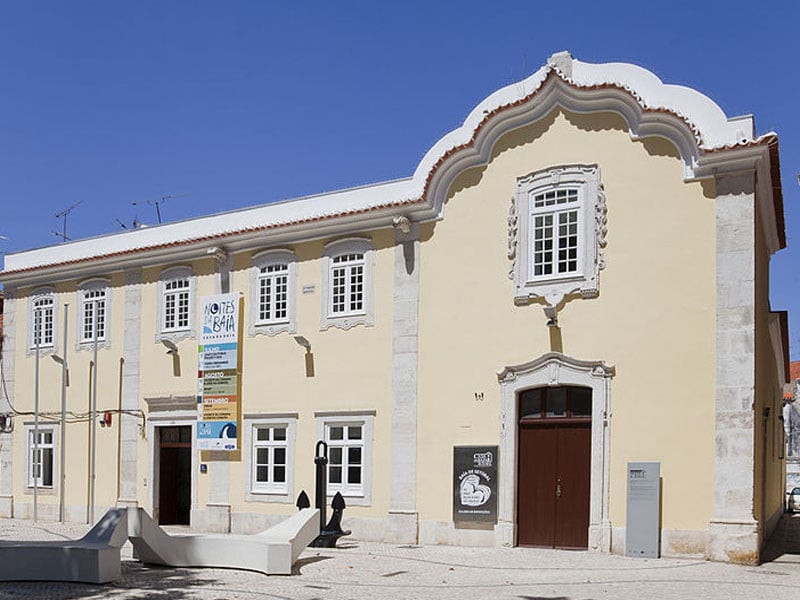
xmin=0 ymin=516 xmax=798 ymax=599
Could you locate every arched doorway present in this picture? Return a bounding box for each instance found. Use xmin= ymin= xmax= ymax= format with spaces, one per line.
xmin=496 ymin=353 xmax=614 ymax=552
xmin=517 ymin=386 xmax=591 ymax=548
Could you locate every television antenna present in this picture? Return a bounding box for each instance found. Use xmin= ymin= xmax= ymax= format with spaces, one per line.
xmin=52 ymin=200 xmax=84 ymax=242
xmin=131 ymin=193 xmax=187 ymax=224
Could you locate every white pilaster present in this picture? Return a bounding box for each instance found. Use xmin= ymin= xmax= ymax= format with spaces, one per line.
xmin=708 ymin=171 xmax=759 ymax=564
xmin=0 ymin=289 xmax=16 ymax=517
xmin=203 ymin=250 xmax=231 ymax=532
xmin=386 ymin=222 xmax=420 ymax=543
xmin=117 ymin=269 xmax=142 ymax=506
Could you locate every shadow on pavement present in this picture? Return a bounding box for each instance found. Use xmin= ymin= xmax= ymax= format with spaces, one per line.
xmin=0 ymin=562 xmax=222 ymax=600
xmin=292 ymin=554 xmax=332 ymax=575
xmin=761 ymin=513 xmax=800 ymax=564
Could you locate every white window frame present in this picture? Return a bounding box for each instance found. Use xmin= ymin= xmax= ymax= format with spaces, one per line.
xmin=157 ymin=266 xmax=196 ymax=344
xmin=249 ymin=249 xmax=297 ymax=337
xmin=28 ymin=288 xmax=57 ymax=353
xmin=315 ymin=411 xmax=374 ymax=505
xmin=25 ymin=423 xmax=58 ymax=490
xmin=510 ymin=164 xmax=607 ymax=307
xmin=243 ymin=414 xmax=297 ymax=503
xmin=77 ymin=279 xmax=111 ymax=350
xmin=321 ymin=238 xmax=375 ymax=331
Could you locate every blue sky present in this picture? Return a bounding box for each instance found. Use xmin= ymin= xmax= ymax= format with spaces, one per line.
xmin=1 ymin=1 xmax=798 ymax=358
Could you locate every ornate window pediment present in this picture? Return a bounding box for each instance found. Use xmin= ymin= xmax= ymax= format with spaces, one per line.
xmin=509 ymin=164 xmax=607 ymax=307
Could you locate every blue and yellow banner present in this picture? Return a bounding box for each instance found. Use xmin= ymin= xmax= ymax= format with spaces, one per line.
xmin=197 ymin=294 xmax=241 ymax=451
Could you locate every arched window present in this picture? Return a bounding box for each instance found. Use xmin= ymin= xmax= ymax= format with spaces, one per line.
xmin=321 ymin=238 xmax=375 ymax=331
xmin=77 ymin=279 xmax=110 ymax=345
xmin=249 ymin=249 xmax=297 ymax=337
xmin=29 ymin=288 xmax=56 ymax=350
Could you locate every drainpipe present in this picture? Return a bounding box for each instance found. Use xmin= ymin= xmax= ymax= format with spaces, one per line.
xmin=59 ymin=304 xmax=68 ymax=522
xmin=33 ymin=314 xmax=40 ymax=522
xmin=86 ymin=360 xmax=93 ymax=524
xmin=89 ymin=301 xmax=98 ymax=524
xmin=117 ymin=357 xmax=124 ymax=502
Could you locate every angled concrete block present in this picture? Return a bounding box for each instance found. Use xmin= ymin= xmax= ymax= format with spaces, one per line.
xmin=0 ymin=508 xmax=128 ymax=584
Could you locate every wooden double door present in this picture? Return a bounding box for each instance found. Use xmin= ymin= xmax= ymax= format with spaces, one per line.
xmin=517 ymin=386 xmax=591 ymax=549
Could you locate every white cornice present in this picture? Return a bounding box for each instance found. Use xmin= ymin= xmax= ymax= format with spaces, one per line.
xmin=0 ymin=51 xmax=779 ymax=283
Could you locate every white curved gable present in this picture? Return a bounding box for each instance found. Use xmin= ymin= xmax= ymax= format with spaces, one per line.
xmin=1 ymin=51 xmax=771 ymax=279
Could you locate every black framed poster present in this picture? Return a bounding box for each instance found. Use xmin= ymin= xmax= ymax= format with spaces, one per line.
xmin=453 ymin=446 xmax=498 ymax=523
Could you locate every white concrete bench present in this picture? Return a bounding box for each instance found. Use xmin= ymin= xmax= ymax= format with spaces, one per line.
xmin=0 ymin=508 xmax=128 ymax=584
xmin=127 ymin=507 xmax=319 ymax=575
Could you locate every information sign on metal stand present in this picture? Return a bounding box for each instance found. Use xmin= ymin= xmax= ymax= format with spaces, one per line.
xmin=625 ymin=461 xmax=661 ymax=558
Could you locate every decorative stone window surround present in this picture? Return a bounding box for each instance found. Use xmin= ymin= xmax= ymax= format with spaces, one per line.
xmin=27 ymin=287 xmax=57 ymax=355
xmin=315 ymin=410 xmax=375 ymax=506
xmin=320 ymin=238 xmax=375 ymax=331
xmin=243 ymin=413 xmax=298 ymax=504
xmin=496 ymin=352 xmax=614 ymax=552
xmin=509 ymin=164 xmax=607 ymax=307
xmin=248 ymin=249 xmax=297 ymax=337
xmin=76 ymin=278 xmax=111 ymax=351
xmin=156 ymin=266 xmax=196 ymax=345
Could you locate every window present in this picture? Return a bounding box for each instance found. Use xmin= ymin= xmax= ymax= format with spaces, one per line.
xmin=518 ymin=386 xmax=592 ymax=420
xmin=245 ymin=415 xmax=296 ymax=502
xmin=321 ymin=239 xmax=375 ymax=330
xmin=78 ymin=280 xmax=109 ymax=345
xmin=509 ymin=165 xmax=607 ymax=307
xmin=249 ymin=250 xmax=296 ymax=337
xmin=158 ymin=267 xmax=196 ymax=342
xmin=331 ymin=253 xmax=364 ymax=315
xmin=27 ymin=425 xmax=56 ymax=488
xmin=29 ymin=289 xmax=56 ymax=350
xmin=326 ymin=423 xmax=363 ymax=494
xmin=316 ymin=411 xmax=374 ymax=504
xmin=164 ymin=278 xmax=190 ymax=331
xmin=253 ymin=425 xmax=288 ymax=494
xmin=531 ymin=188 xmax=580 ymax=277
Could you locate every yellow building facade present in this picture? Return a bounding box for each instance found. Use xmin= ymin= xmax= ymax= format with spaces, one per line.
xmin=0 ymin=52 xmax=789 ymax=564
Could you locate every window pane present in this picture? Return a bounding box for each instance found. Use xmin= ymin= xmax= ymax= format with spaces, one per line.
xmin=348 ymin=466 xmax=361 ymax=484
xmin=348 ymin=446 xmax=361 ymax=465
xmin=329 ymin=466 xmax=342 ymax=484
xmin=273 ymin=428 xmax=286 ymax=441
xmin=329 ymin=447 xmax=342 ymax=465
xmin=256 ymin=466 xmax=269 ymax=482
xmin=274 ymin=447 xmax=286 ymax=465
xmin=256 ymin=448 xmax=269 ymax=464
xmin=274 ymin=466 xmax=286 ymax=483
xmin=571 ymin=387 xmax=592 ymax=417
xmin=329 ymin=426 xmax=344 ymax=441
xmin=519 ymin=389 xmax=542 ymax=418
xmin=256 ymin=428 xmax=270 ymax=441
xmin=546 ymin=388 xmax=567 ymax=417
xmin=348 ymin=426 xmax=362 ymax=440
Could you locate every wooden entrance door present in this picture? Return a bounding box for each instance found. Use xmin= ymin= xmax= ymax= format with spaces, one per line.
xmin=158 ymin=426 xmax=192 ymax=525
xmin=517 ymin=387 xmax=591 ymax=549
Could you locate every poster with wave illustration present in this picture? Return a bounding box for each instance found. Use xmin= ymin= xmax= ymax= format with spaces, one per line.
xmin=453 ymin=445 xmax=498 ymax=524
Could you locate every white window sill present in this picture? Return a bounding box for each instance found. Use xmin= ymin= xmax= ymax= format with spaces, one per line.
xmin=245 ymin=490 xmax=293 ymax=504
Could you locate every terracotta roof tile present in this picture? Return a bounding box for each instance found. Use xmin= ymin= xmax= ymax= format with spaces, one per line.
xmin=790 ymin=361 xmax=800 ymax=381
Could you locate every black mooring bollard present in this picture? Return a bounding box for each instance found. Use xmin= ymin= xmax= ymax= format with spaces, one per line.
xmin=314 ymin=440 xmax=328 ymax=533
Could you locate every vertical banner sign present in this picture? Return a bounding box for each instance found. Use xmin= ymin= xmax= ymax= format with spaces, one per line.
xmin=197 ymin=294 xmax=241 ymax=451
xmin=453 ymin=446 xmax=498 ymax=523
